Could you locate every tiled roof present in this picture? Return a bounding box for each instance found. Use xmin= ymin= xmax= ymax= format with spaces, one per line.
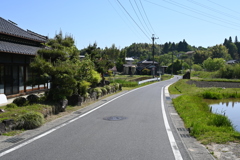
xmin=0 ymin=41 xmax=41 ymax=55
xmin=0 ymin=17 xmax=47 ymax=42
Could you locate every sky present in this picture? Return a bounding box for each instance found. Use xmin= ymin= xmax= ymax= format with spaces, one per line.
xmin=1 ymin=0 xmax=240 ymax=50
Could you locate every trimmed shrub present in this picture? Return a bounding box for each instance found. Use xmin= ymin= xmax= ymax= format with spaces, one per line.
xmin=17 ymin=112 xmax=44 ymax=129
xmin=13 ymin=97 xmax=27 ymax=107
xmin=27 ymin=94 xmax=39 ymax=104
xmin=101 ymin=88 xmax=107 ymax=95
xmin=104 ymin=85 xmax=111 ymax=93
xmin=6 ymin=103 xmax=17 ymax=109
xmin=94 ymin=88 xmax=102 ymax=97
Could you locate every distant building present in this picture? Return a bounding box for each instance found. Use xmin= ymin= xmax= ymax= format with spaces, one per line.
xmin=136 ymin=60 xmax=159 ymax=75
xmin=226 ymin=60 xmax=238 ymax=64
xmin=123 ymin=57 xmax=136 ymax=75
xmin=0 ymin=17 xmax=48 ymax=98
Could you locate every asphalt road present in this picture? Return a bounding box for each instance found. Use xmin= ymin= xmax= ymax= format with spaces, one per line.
xmin=0 ymin=76 xmax=191 ymax=160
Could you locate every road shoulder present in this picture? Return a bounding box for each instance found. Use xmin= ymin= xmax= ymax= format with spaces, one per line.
xmin=165 ymin=89 xmax=215 ymax=160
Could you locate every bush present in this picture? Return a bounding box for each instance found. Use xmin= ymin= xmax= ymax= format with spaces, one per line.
xmin=101 ymin=88 xmax=107 ymax=95
xmin=142 ymin=68 xmax=150 ymax=75
xmin=17 ymin=112 xmax=44 ymax=129
xmin=208 ymin=114 xmax=233 ymax=128
xmin=27 ymin=94 xmax=39 ymax=104
xmin=13 ymin=97 xmax=27 ymax=107
xmin=6 ymin=103 xmax=18 ymax=109
xmin=202 ymin=91 xmax=223 ymax=99
xmin=104 ymin=85 xmax=111 ymax=93
xmin=94 ymin=88 xmax=102 ymax=97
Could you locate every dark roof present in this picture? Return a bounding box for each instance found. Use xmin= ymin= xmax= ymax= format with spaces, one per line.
xmin=0 ymin=17 xmax=47 ymax=42
xmin=0 ymin=41 xmax=41 ymax=55
xmin=137 ymin=60 xmax=158 ymax=64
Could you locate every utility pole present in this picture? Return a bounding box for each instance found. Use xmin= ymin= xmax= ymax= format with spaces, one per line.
xmin=152 ymin=34 xmax=158 ymax=78
xmin=171 ymin=51 xmax=174 ymax=76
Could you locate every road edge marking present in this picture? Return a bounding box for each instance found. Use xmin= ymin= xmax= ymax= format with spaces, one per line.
xmin=161 ymin=85 xmax=183 ymax=160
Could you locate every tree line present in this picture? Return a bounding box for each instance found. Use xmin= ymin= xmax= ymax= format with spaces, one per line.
xmin=29 ymin=32 xmax=240 ymax=102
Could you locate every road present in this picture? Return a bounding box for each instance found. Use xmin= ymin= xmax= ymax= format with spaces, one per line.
xmin=0 ymin=76 xmax=191 ymax=160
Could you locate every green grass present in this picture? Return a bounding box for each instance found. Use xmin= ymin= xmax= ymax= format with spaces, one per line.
xmin=191 ymin=71 xmax=218 ymax=79
xmin=169 ymin=79 xmax=240 ymax=144
xmin=0 ymin=104 xmax=52 ymax=122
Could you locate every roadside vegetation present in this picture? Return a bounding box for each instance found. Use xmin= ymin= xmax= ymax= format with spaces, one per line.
xmin=169 ymin=77 xmax=240 ymax=144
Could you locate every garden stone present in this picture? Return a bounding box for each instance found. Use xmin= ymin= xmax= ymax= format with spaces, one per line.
xmin=0 ymin=123 xmax=6 ymax=134
xmin=3 ymin=119 xmax=15 ymax=131
xmin=90 ymin=92 xmax=97 ymax=101
xmin=68 ymin=94 xmax=82 ymax=106
xmin=59 ymin=99 xmax=68 ymax=112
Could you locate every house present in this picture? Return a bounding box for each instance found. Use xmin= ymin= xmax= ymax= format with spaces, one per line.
xmin=136 ymin=60 xmax=159 ymax=75
xmin=226 ymin=60 xmax=238 ymax=64
xmin=123 ymin=57 xmax=136 ymax=75
xmin=0 ymin=17 xmax=48 ymax=98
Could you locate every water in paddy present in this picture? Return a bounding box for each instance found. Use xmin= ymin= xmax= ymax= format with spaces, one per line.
xmin=207 ymin=99 xmax=240 ymax=132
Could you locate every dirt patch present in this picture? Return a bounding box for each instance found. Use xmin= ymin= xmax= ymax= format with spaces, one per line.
xmin=186 ymin=80 xmax=240 ymax=88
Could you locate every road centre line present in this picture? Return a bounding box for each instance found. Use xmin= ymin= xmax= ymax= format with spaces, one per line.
xmin=161 ymin=85 xmax=183 ymax=160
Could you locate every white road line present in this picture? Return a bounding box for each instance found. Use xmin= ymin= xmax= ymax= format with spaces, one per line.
xmin=161 ymin=85 xmax=183 ymax=160
xmin=0 ymin=84 xmax=153 ymax=158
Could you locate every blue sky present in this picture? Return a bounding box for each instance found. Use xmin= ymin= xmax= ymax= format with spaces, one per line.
xmin=2 ymin=0 xmax=240 ymax=50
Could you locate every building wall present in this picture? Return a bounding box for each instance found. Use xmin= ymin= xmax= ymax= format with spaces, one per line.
xmin=0 ymin=53 xmax=49 ymax=97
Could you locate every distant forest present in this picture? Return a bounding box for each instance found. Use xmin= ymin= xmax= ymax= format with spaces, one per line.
xmin=124 ymin=36 xmax=240 ymax=61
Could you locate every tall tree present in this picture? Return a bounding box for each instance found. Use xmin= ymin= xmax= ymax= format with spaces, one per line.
xmin=86 ymin=43 xmax=114 ymax=85
xmin=227 ymin=43 xmax=238 ymax=59
xmin=235 ymin=36 xmax=238 ymax=43
xmin=209 ymin=45 xmax=231 ymax=60
xmin=30 ymin=32 xmax=101 ymax=101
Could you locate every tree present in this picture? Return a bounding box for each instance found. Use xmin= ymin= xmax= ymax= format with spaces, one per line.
xmin=166 ymin=59 xmax=182 ymax=74
xmin=162 ymin=42 xmax=170 ymax=54
xmin=30 ymin=32 xmax=101 ymax=101
xmin=227 ymin=43 xmax=238 ymax=59
xmin=203 ymin=58 xmax=225 ymax=71
xmin=116 ymin=49 xmax=126 ymax=72
xmin=86 ymin=43 xmax=114 ymax=85
xmin=209 ymin=45 xmax=231 ymax=60
xmin=193 ymin=50 xmax=210 ymax=64
xmin=235 ymin=36 xmax=238 ymax=43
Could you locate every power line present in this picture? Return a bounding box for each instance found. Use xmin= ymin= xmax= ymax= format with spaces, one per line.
xmin=139 ymin=0 xmax=156 ymax=34
xmin=116 ymin=0 xmax=151 ymax=41
xmin=108 ymin=0 xmax=144 ymax=40
xmin=139 ymin=0 xmax=162 ymax=44
xmin=144 ymin=0 xmax=240 ymax=31
xmin=133 ymin=0 xmax=152 ymax=35
xmin=166 ymin=0 xmax=240 ymax=28
xmin=207 ymin=0 xmax=240 ymax=15
xmin=187 ymin=0 xmax=240 ymax=21
xmin=129 ymin=0 xmax=151 ymax=36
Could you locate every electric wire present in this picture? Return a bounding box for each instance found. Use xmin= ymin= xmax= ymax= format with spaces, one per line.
xmin=108 ymin=0 xmax=145 ymax=41
xmin=133 ymin=0 xmax=152 ymax=35
xmin=144 ymin=0 xmax=240 ymax=31
xmin=166 ymin=0 xmax=240 ymax=28
xmin=129 ymin=0 xmax=151 ymax=36
xmin=187 ymin=0 xmax=240 ymax=21
xmin=139 ymin=0 xmax=156 ymax=34
xmin=207 ymin=0 xmax=240 ymax=15
xmin=117 ymin=0 xmax=151 ymax=41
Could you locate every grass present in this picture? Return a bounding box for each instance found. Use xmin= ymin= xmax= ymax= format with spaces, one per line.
xmin=169 ymin=79 xmax=240 ymax=144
